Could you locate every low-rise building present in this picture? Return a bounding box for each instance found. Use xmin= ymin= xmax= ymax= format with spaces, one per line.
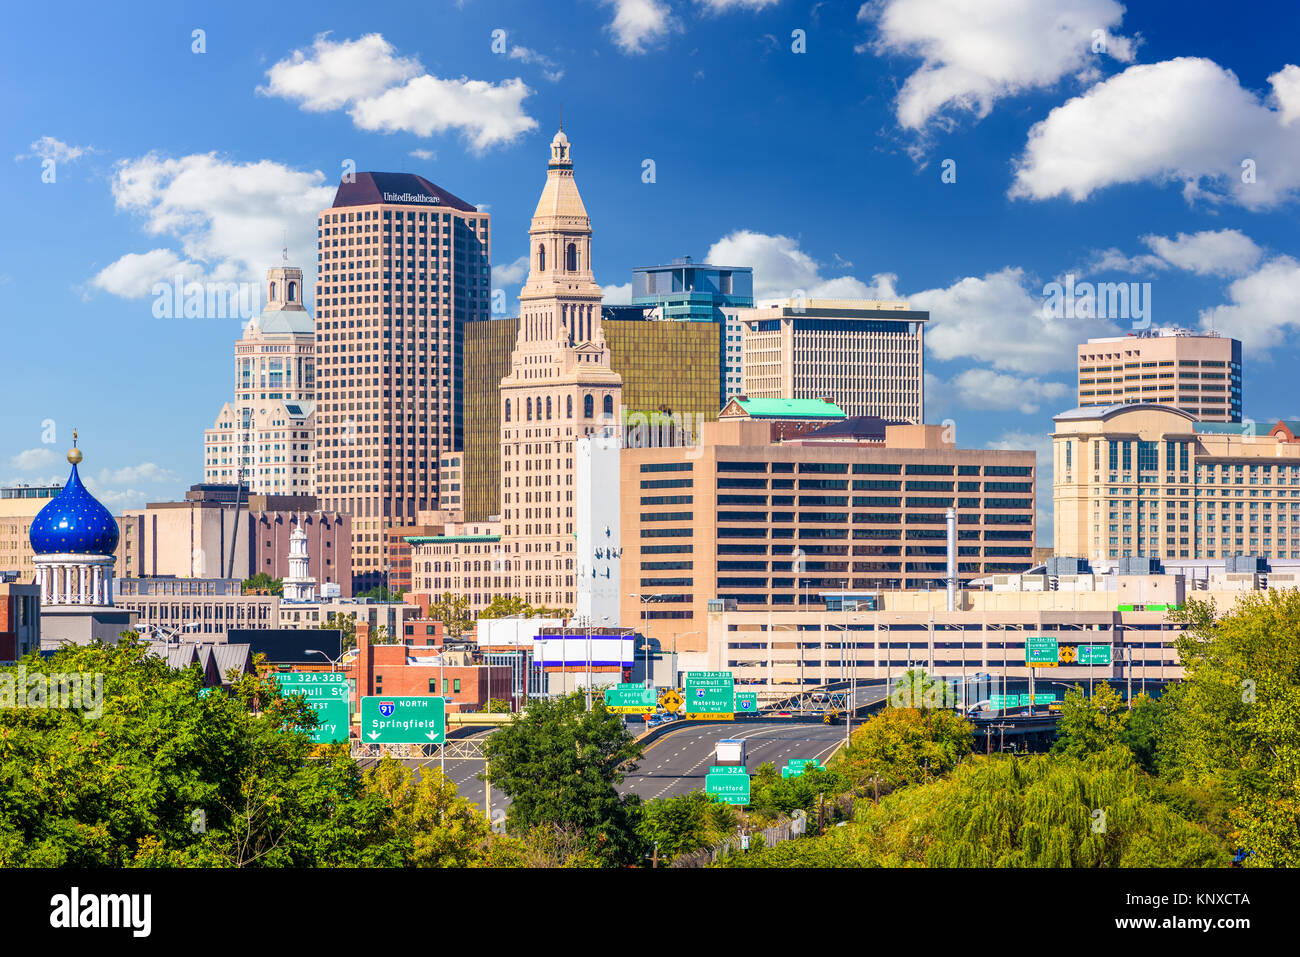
xmin=115 ymin=577 xmax=279 ymax=641
xmin=0 ymin=579 xmax=40 ymax=662
xmin=346 ymin=621 xmax=515 ymax=712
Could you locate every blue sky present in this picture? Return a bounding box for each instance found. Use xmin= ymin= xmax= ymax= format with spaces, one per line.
xmin=3 ymin=0 xmax=1299 ymax=532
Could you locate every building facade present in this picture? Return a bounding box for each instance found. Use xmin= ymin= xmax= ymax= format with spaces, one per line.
xmin=313 ymin=171 xmax=492 ymax=591
xmin=114 ymin=577 xmax=279 ymax=641
xmin=0 ymin=483 xmax=61 ymax=581
xmin=407 ymin=522 xmax=506 ymax=615
xmin=1053 ymin=404 xmax=1300 ymax=568
xmin=620 ymin=418 xmax=1036 ymax=653
xmin=0 ymin=580 xmax=40 ymax=662
xmin=204 ymin=262 xmax=316 ymax=494
xmin=738 ymin=298 xmax=927 ymax=423
xmin=498 ymin=129 xmax=623 ymax=612
xmin=1076 ymin=329 xmax=1242 ymax=423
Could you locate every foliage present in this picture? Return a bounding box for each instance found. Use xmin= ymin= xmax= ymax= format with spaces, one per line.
xmin=357 ymin=585 xmax=405 ymax=602
xmin=636 ymin=791 xmax=739 ymax=863
xmin=484 ymin=698 xmax=512 ymax=713
xmin=889 ymin=669 xmax=958 ymax=711
xmin=1051 ymin=683 xmax=1129 ymax=759
xmin=747 ymin=762 xmax=850 ymax=823
xmin=326 ymin=612 xmax=357 ymax=653
xmin=428 ymin=592 xmax=473 ymax=640
xmin=716 ymin=826 xmax=877 ymax=868
xmin=362 ymin=759 xmax=489 ymax=867
xmin=835 ymin=705 xmax=973 ymax=794
xmin=1162 ymin=592 xmax=1300 ymax=866
xmin=475 ymin=823 xmax=603 ymax=868
xmin=482 ymin=692 xmax=642 ymax=865
xmin=478 ymin=595 xmax=570 ymax=620
xmin=240 ymin=573 xmax=283 ymax=596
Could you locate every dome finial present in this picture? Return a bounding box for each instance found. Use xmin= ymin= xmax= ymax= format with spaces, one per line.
xmin=68 ymin=429 xmax=82 ymax=465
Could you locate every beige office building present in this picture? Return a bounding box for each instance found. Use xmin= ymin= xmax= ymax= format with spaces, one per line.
xmin=620 ymin=418 xmax=1036 ymax=654
xmin=1053 ymin=404 xmax=1300 ymax=567
xmin=314 ymin=171 xmax=491 ymax=591
xmin=0 ymin=484 xmax=61 ymax=580
xmin=738 ymin=298 xmax=926 ymax=422
xmin=205 ymin=263 xmax=316 ymax=495
xmin=498 ymin=129 xmax=623 ymax=612
xmin=1077 ymin=329 xmax=1242 ymax=422
xmin=408 ymin=523 xmax=506 ymax=615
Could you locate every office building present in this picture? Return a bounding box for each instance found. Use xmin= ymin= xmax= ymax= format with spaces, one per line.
xmin=737 ymin=298 xmax=926 ymax=422
xmin=313 ymin=171 xmax=492 ymax=591
xmin=498 ymin=128 xmax=623 ymax=612
xmin=115 ymin=577 xmax=280 ymax=641
xmin=1053 ymin=404 xmax=1300 ymax=567
xmin=204 ymin=262 xmax=316 ymax=494
xmin=1076 ymin=329 xmax=1242 ymax=423
xmin=406 ymin=519 xmax=506 ymax=615
xmin=1 ymin=483 xmax=61 ymax=581
xmin=631 ymin=257 xmax=754 ymax=401
xmin=0 ymin=580 xmax=41 ymax=663
xmin=620 ymin=418 xmax=1036 ymax=654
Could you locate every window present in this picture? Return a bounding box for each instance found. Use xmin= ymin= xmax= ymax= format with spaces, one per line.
xmin=504 ymin=399 xmax=511 ymax=422
xmin=453 ymin=678 xmax=461 ymax=693
xmin=546 ymin=396 xmax=552 ymax=419
xmin=566 ymin=243 xmax=577 ymax=271
xmin=526 ymin=397 xmax=533 ymax=420
xmin=287 ymin=281 xmax=297 ymax=302
xmin=603 ymin=394 xmax=614 ymax=417
xmin=537 ymin=244 xmax=545 ymax=271
xmin=584 ymin=394 xmax=594 ymax=418
xmin=567 ymin=395 xmax=573 ymax=418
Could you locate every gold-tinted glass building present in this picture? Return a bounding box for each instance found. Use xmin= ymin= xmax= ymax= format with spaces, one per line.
xmin=463 ymin=317 xmax=520 ymax=521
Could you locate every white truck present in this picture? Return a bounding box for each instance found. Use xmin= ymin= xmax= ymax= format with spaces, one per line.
xmin=715 ymin=738 xmax=747 ymax=767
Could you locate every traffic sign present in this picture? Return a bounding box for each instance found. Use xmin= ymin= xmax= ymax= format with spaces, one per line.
xmin=989 ymin=694 xmax=1020 ymax=710
xmin=275 ymin=672 xmax=350 ymax=743
xmin=1059 ymin=645 xmax=1077 ymax=664
xmin=360 ymin=696 xmax=446 ymax=744
xmin=1025 ymin=636 xmax=1059 ymax=666
xmin=659 ymin=689 xmax=684 ymax=713
xmin=605 ymin=683 xmax=657 ymax=714
xmin=1020 ymin=693 xmax=1057 ymax=706
xmin=734 ymin=692 xmax=758 ymax=714
xmin=1078 ymin=644 xmax=1113 ymax=665
xmin=782 ymin=758 xmax=822 ymax=778
xmin=705 ymin=770 xmax=751 ymax=805
xmin=684 ymin=671 xmax=734 ymax=718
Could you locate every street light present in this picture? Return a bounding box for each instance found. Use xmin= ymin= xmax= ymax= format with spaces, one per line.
xmin=629 ymin=593 xmax=664 ymax=688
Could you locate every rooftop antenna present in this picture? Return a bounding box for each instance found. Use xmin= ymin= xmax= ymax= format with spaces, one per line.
xmin=559 ymin=103 xmax=563 ymax=131
xmin=282 ymin=227 xmax=288 ymax=263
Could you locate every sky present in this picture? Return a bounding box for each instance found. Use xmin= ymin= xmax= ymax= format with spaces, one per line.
xmin=3 ymin=0 xmax=1299 ymax=536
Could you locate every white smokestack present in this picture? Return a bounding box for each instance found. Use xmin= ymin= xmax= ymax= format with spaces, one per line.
xmin=946 ymin=507 xmax=957 ymax=612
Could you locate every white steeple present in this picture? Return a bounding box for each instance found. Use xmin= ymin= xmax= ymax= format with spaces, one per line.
xmin=282 ymin=514 xmax=316 ymax=602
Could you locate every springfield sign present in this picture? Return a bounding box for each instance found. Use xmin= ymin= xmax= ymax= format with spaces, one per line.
xmin=684 ymin=671 xmax=735 ymax=719
xmin=360 ymin=696 xmax=446 ymax=745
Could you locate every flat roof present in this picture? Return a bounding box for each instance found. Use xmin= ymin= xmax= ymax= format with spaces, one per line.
xmin=733 ymin=397 xmax=846 ymax=419
xmin=405 ymin=534 xmax=502 ymax=545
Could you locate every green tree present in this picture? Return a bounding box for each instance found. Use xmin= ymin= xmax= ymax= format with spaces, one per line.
xmin=362 ymin=759 xmax=489 ymax=867
xmin=1051 ymin=682 xmax=1129 ymax=759
xmin=241 ymin=572 xmax=283 ymax=596
xmin=637 ymin=791 xmax=739 ymax=863
xmin=476 ymin=823 xmax=603 ymax=868
xmin=478 ymin=595 xmax=571 ymax=620
xmin=484 ymin=698 xmax=512 ymax=713
xmin=357 ymin=585 xmax=405 ymax=602
xmin=1162 ymin=592 xmax=1300 ymax=866
xmin=482 ymin=692 xmax=643 ymax=865
xmin=747 ymin=762 xmax=850 ymax=823
xmin=836 ymin=705 xmax=973 ymax=794
xmin=429 ymin=592 xmax=473 ymax=641
xmin=326 ymin=612 xmax=357 ymax=653
xmin=1119 ymin=690 xmax=1174 ymax=774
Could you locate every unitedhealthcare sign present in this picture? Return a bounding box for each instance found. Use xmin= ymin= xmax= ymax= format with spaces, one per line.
xmin=383 ymin=191 xmax=440 ymax=204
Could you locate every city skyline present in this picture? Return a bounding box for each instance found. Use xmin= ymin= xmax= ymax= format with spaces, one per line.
xmin=4 ymin=0 xmax=1300 ymax=542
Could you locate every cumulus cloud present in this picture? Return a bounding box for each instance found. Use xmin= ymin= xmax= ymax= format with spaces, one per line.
xmin=1198 ymin=255 xmax=1300 ymax=351
xmin=602 ymin=282 xmax=633 ymax=304
xmin=409 ymin=148 xmax=437 ymax=161
xmin=1011 ymin=58 xmax=1300 ymax=209
xmin=492 ymin=255 xmax=530 ymax=286
xmin=705 ymin=230 xmax=900 ymax=301
xmin=507 ymin=45 xmax=564 ymax=83
xmin=860 ymin=0 xmax=1135 ymax=130
xmin=9 ymin=448 xmax=57 ymax=471
xmin=699 ymin=0 xmax=781 ymax=11
xmin=602 ymin=0 xmax=680 ymax=54
xmin=15 ymin=135 xmax=93 ymax=164
xmin=93 ymin=463 xmax=180 ymax=486
xmin=931 ymin=368 xmax=1070 ymax=415
xmin=1086 ymin=228 xmax=1263 ymax=279
xmin=89 ymin=153 xmax=334 ymax=300
xmin=261 ymin=33 xmax=537 ymax=152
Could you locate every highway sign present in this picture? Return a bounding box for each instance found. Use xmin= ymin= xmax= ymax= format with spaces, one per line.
xmin=989 ymin=694 xmax=1021 ymax=710
xmin=1078 ymin=644 xmax=1113 ymax=665
xmin=782 ymin=758 xmax=822 ymax=778
xmin=1020 ymin=693 xmax=1057 ymax=706
xmin=275 ymin=672 xmax=350 ymax=743
xmin=705 ymin=770 xmax=751 ymax=805
xmin=360 ymin=696 xmax=446 ymax=744
xmin=659 ymin=689 xmax=684 ymax=713
xmin=1059 ymin=645 xmax=1077 ymax=664
xmin=708 ymin=765 xmax=748 ymax=775
xmin=605 ymin=683 xmax=657 ymax=714
xmin=1025 ymin=636 xmax=1059 ymax=667
xmin=684 ymin=671 xmax=734 ymax=718
xmin=734 ymin=692 xmax=758 ymax=714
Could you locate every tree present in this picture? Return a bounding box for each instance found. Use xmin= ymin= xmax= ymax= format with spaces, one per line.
xmin=482 ymin=692 xmax=643 ymax=865
xmin=428 ymin=592 xmax=473 ymax=641
xmin=476 ymin=823 xmax=603 ymax=868
xmin=484 ymin=698 xmax=512 ymax=713
xmin=1161 ymin=592 xmax=1300 ymax=866
xmin=637 ymin=791 xmax=738 ymax=863
xmin=241 ymin=573 xmax=283 ymax=596
xmin=478 ymin=595 xmax=570 ymax=620
xmin=326 ymin=612 xmax=357 ymax=653
xmin=1051 ymin=683 xmax=1129 ymax=759
xmin=357 ymin=585 xmax=405 ymax=602
xmin=836 ymin=705 xmax=973 ymax=794
xmin=362 ymin=759 xmax=489 ymax=867
xmin=747 ymin=762 xmax=849 ymax=823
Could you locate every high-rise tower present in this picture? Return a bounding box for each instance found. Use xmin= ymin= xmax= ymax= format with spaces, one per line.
xmin=499 ymin=130 xmax=622 ymax=610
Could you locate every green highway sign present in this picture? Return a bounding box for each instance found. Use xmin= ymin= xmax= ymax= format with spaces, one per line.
xmin=734 ymin=692 xmax=758 ymax=714
xmin=604 ymin=683 xmax=657 ymax=713
xmin=705 ymin=770 xmax=751 ymax=805
xmin=360 ymin=696 xmax=446 ymax=744
xmin=684 ymin=671 xmax=735 ymax=718
xmin=1025 ymin=636 xmax=1059 ymax=666
xmin=708 ymin=765 xmax=749 ymax=775
xmin=989 ymin=694 xmax=1020 ymax=710
xmin=782 ymin=759 xmax=822 ymax=778
xmin=1021 ymin=693 xmax=1057 ymax=706
xmin=1078 ymin=644 xmax=1113 ymax=665
xmin=275 ymin=672 xmax=351 ymax=743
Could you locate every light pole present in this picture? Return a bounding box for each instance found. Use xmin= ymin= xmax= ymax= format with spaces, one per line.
xmin=629 ymin=593 xmax=664 ymax=688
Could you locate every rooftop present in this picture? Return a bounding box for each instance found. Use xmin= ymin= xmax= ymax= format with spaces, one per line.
xmin=331 ymin=172 xmax=477 ymax=212
xmin=723 ymin=397 xmax=847 ymax=420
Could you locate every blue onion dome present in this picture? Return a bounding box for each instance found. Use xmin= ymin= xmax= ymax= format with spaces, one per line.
xmin=29 ymin=440 xmax=119 ymax=556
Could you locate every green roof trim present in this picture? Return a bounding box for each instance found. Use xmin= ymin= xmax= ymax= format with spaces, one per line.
xmin=734 ymin=397 xmax=846 ymax=419
xmin=404 ymin=534 xmax=502 ymax=545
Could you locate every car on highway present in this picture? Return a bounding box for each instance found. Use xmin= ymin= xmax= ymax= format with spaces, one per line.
xmin=771 ymin=710 xmax=793 ymax=718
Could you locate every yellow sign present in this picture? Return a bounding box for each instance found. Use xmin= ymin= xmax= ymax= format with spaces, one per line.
xmin=683 ymin=712 xmax=734 ymax=721
xmin=1029 ymin=661 xmax=1058 ymax=668
xmin=1059 ymin=645 xmax=1077 ymax=664
xmin=659 ymin=689 xmax=684 ymax=713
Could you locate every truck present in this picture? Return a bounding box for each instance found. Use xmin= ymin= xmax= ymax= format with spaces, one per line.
xmin=715 ymin=739 xmax=747 ymax=767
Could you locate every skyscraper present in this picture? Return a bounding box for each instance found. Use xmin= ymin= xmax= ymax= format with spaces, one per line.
xmin=499 ymin=129 xmax=622 ymax=610
xmin=205 ymin=262 xmax=316 ymax=495
xmin=314 ymin=172 xmax=491 ymax=590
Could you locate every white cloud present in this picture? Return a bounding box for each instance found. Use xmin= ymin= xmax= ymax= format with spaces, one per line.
xmin=602 ymin=282 xmax=633 ymax=305
xmin=1011 ymin=58 xmax=1300 ymax=209
xmin=602 ymin=0 xmax=680 ymax=54
xmin=1141 ymin=229 xmax=1263 ymax=278
xmin=409 ymin=148 xmax=437 ymax=161
xmin=15 ymin=135 xmax=93 ymax=164
xmin=9 ymin=448 xmax=57 ymax=471
xmin=507 ymin=45 xmax=564 ymax=82
xmin=493 ymin=255 xmax=530 ymax=286
xmin=1198 ymin=255 xmax=1300 ymax=351
xmin=93 ymin=463 xmax=180 ymax=486
xmin=933 ymin=368 xmax=1070 ymax=415
xmin=1085 ymin=247 xmax=1165 ymax=275
xmin=90 ymin=153 xmax=334 ymax=300
xmin=705 ymin=230 xmax=900 ymax=301
xmin=261 ymin=34 xmax=537 ymax=152
xmin=699 ymin=0 xmax=781 ymax=11
xmin=861 ymin=0 xmax=1134 ymax=130
xmin=986 ymin=429 xmax=1054 ymax=538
